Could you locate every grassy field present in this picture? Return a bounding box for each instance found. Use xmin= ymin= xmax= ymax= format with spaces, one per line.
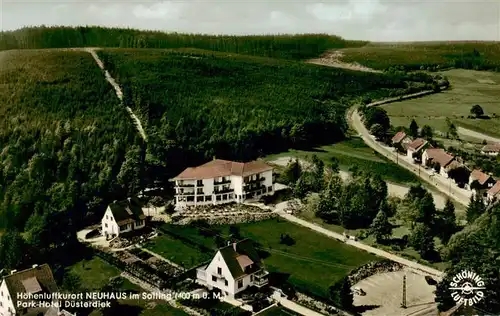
xmin=148 ymin=219 xmax=379 ymax=299
xmin=339 ymin=42 xmax=500 ymax=71
xmin=144 ymin=234 xmax=212 ymax=268
xmin=383 ymin=69 xmax=500 ymax=138
xmin=67 ymin=256 xmax=121 ymax=290
xmin=265 ymin=137 xmax=420 ymax=185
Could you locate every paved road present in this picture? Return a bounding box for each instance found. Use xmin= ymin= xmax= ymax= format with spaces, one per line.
xmin=457 ymin=126 xmax=500 ymax=144
xmin=274 ymin=204 xmax=443 ymax=278
xmin=349 ymin=109 xmax=470 ymax=207
xmin=85 ymin=48 xmax=148 ymax=142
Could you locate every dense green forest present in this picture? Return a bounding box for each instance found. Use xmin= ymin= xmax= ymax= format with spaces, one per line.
xmin=0 ymin=26 xmax=367 ymax=60
xmin=340 ymin=42 xmax=500 ymax=71
xmin=0 ymin=50 xmax=143 ymax=268
xmin=98 ymin=48 xmax=439 ymax=182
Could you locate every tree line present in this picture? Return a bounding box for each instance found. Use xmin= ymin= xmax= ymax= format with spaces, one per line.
xmin=0 ymin=26 xmax=367 ymax=60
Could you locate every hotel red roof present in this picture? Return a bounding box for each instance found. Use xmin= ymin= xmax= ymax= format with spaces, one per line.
xmin=391 ymin=131 xmax=407 ymax=143
xmin=172 ymin=159 xmax=273 ymax=180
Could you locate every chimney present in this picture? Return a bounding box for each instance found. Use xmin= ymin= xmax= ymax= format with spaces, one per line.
xmin=32 ymin=264 xmax=38 ymax=269
xmin=10 ymin=269 xmax=17 ymax=274
xmin=213 ymin=156 xmax=216 ymax=161
xmin=232 ymin=242 xmax=237 ymax=251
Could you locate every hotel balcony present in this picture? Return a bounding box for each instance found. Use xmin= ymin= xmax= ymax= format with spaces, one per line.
xmin=244 ymin=176 xmax=265 ymax=185
xmin=176 ymin=182 xmax=195 ymax=187
xmin=253 ymin=269 xmax=269 ymax=288
xmin=214 ymin=178 xmax=232 ymax=185
xmin=213 ymin=188 xmax=234 ymax=194
xmin=243 ymin=184 xmax=266 ymax=194
xmin=176 ymin=191 xmax=195 ymax=196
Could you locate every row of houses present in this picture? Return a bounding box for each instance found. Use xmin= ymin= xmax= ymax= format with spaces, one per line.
xmin=392 ymin=131 xmax=500 ymax=202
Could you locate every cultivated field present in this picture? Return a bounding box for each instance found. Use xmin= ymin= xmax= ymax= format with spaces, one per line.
xmin=382 ymin=69 xmax=500 ymax=138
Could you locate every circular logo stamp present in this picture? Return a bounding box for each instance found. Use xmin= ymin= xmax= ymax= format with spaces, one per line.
xmin=449 ymin=270 xmax=486 ymax=306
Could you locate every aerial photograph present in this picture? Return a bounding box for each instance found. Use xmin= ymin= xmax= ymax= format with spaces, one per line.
xmin=0 ymin=1 xmax=499 ymax=315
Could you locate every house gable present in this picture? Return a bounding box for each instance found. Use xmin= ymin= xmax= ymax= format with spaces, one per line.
xmin=206 ymin=250 xmax=235 ymax=287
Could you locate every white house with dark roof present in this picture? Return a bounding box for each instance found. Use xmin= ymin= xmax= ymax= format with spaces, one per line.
xmin=0 ymin=264 xmax=74 ymax=316
xmin=101 ymin=197 xmax=146 ymax=239
xmin=170 ymin=159 xmax=274 ymax=209
xmin=196 ymin=239 xmax=269 ymax=298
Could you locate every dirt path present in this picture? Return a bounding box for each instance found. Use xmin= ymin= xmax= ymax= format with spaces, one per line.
xmin=85 ymin=48 xmax=148 ymax=142
xmin=274 ymin=203 xmax=443 ymax=278
xmin=457 ymin=126 xmax=500 ymax=144
xmin=307 ymin=50 xmax=382 ymax=73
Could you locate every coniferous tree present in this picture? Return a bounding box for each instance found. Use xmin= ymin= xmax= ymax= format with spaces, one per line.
xmin=409 ymin=119 xmax=419 ymax=138
xmin=369 ymin=201 xmax=393 ymax=242
xmin=466 ymin=194 xmax=486 ymax=223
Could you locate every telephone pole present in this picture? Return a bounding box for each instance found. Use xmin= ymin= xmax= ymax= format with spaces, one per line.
xmin=401 ymin=274 xmax=407 ymax=309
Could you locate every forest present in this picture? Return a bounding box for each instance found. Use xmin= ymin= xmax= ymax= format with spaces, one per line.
xmin=0 ymin=26 xmax=367 ymax=60
xmin=340 ymin=42 xmax=500 ymax=72
xmin=0 ymin=50 xmax=143 ymax=268
xmin=98 ymin=48 xmax=440 ymax=183
xmin=0 ymin=46 xmax=439 ymax=271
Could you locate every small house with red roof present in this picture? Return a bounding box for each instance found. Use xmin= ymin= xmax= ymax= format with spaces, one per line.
xmin=406 ymin=138 xmax=429 ymax=160
xmin=170 ymin=159 xmax=274 ymax=209
xmin=481 ymin=142 xmax=500 ymax=156
xmin=422 ymin=148 xmax=458 ymax=177
xmin=469 ymin=169 xmax=496 ymax=197
xmin=487 ymin=181 xmax=500 ymax=202
xmin=391 ymin=131 xmax=412 ymax=152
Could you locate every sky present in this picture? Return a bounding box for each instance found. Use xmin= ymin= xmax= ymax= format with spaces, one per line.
xmin=1 ymin=0 xmax=499 ymax=42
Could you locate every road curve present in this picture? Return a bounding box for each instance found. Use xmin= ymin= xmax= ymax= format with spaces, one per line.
xmin=349 ymin=107 xmax=470 ymax=207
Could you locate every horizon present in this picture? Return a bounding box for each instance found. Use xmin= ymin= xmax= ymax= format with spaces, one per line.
xmin=1 ymin=0 xmax=500 ymax=42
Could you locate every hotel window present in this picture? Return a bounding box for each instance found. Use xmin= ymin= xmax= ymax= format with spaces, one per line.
xmin=205 ymin=196 xmax=212 ymax=202
xmin=238 ymin=280 xmax=243 ymax=289
xmin=267 ymin=186 xmax=272 ymax=192
xmin=197 ymin=180 xmax=203 ymax=186
xmin=217 ymin=267 xmax=222 ymax=275
xmin=105 ymin=223 xmax=108 ymax=228
xmin=225 ymin=279 xmax=228 ymax=286
xmin=197 ymin=196 xmax=204 ymax=202
xmin=251 ymin=275 xmax=254 ymax=282
xmin=216 ymin=195 xmax=221 ymax=201
xmin=212 ymin=275 xmax=217 ymax=282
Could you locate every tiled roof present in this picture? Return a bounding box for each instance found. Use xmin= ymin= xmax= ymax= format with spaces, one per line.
xmin=424 ymin=148 xmax=455 ymax=167
xmin=391 ymin=131 xmax=407 ymax=143
xmin=218 ymin=239 xmax=262 ymax=279
xmin=445 ymin=160 xmax=463 ymax=171
xmin=172 ymin=159 xmax=273 ymax=180
xmin=488 ymin=181 xmax=500 ymax=197
xmin=470 ymin=169 xmax=492 ymax=186
xmin=482 ymin=143 xmax=500 ymax=152
xmin=407 ymin=138 xmax=427 ymax=151
xmin=2 ymin=264 xmax=58 ymax=311
xmin=108 ymin=197 xmax=146 ymax=225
